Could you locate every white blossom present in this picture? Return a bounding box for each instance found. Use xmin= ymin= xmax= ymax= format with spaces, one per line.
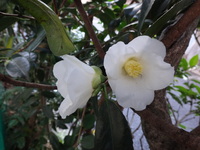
xmin=53 ymin=55 xmax=100 ymax=118
xmin=104 ymin=36 xmax=174 ymax=111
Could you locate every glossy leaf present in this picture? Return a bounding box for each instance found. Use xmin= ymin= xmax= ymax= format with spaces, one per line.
xmin=189 ymin=54 xmax=199 ymax=67
xmin=137 ymin=0 xmax=155 ymax=34
xmin=145 ymin=0 xmax=193 ymax=36
xmin=15 ymin=0 xmax=75 ymax=56
xmin=149 ymin=0 xmax=170 ymax=19
xmin=95 ymin=100 xmax=133 ymax=150
xmin=5 ymin=57 xmax=30 ymax=78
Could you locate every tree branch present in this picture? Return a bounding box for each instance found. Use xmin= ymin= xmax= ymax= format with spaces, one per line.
xmin=0 ymin=74 xmax=56 ymax=90
xmin=134 ymin=108 xmax=200 ymax=149
xmin=74 ymin=0 xmax=105 ymax=59
xmin=191 ymin=126 xmax=200 ymax=136
xmin=138 ymin=0 xmax=200 ymax=149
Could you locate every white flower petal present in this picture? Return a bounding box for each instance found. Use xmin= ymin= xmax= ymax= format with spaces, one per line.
xmin=109 ymin=77 xmax=154 ymax=111
xmin=53 ymin=55 xmax=97 ymax=118
xmin=128 ymin=36 xmax=166 ymax=58
xmin=66 ymin=68 xmax=93 ymax=103
xmin=104 ymin=42 xmax=137 ymax=79
xmin=62 ymin=55 xmax=94 ymax=74
xmin=58 ymin=96 xmax=76 ymax=119
xmin=143 ymin=54 xmax=174 ymax=90
xmin=56 ymin=80 xmax=68 ymax=98
xmin=104 ymin=36 xmax=174 ymax=111
xmin=53 ymin=61 xmax=67 ymax=79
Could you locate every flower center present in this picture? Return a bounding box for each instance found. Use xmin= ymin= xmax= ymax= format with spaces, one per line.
xmin=124 ymin=59 xmax=143 ymax=78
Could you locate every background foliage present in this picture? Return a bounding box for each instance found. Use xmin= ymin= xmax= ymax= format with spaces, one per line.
xmin=0 ymin=0 xmax=200 ymax=149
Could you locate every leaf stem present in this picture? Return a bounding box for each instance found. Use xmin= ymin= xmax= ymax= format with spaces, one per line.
xmin=74 ymin=0 xmax=105 ymax=59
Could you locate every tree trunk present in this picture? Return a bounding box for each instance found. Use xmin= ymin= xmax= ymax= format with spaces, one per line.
xmin=140 ymin=1 xmax=200 ymax=149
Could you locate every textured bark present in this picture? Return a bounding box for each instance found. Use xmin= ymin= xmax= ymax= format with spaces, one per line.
xmin=138 ymin=0 xmax=200 ymax=149
xmin=136 ymin=108 xmax=200 ymax=150
xmin=141 ymin=19 xmax=199 ymax=150
xmin=141 ymin=90 xmax=178 ymax=150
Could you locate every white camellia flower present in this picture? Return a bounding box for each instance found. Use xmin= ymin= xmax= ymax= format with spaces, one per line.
xmin=53 ymin=55 xmax=101 ymax=118
xmin=104 ymin=36 xmax=174 ymax=111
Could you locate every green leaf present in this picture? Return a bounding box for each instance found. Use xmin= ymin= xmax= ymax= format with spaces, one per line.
xmin=82 ymin=114 xmax=95 ymax=130
xmin=95 ymin=100 xmax=133 ymax=150
xmin=189 ymin=54 xmax=199 ymax=67
xmin=8 ymin=119 xmax=18 ymax=128
xmin=145 ymin=0 xmax=193 ymax=36
xmin=81 ymin=135 xmax=94 ymax=149
xmin=168 ymin=92 xmax=182 ymax=105
xmin=180 ymin=58 xmax=188 ymax=70
xmin=17 ymin=137 xmax=25 ymax=149
xmin=49 ymin=133 xmax=64 ymax=150
xmin=64 ymin=135 xmax=75 ymax=148
xmin=15 ymin=0 xmax=75 ymax=56
xmin=178 ymin=124 xmax=186 ymax=129
xmin=138 ymin=0 xmax=155 ymax=34
xmin=0 ymin=16 xmax=18 ymax=32
xmin=43 ymin=106 xmax=54 ymax=119
xmin=116 ymin=0 xmax=126 ymax=8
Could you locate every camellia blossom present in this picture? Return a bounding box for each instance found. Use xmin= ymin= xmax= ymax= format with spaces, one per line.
xmin=53 ymin=55 xmax=101 ymax=118
xmin=104 ymin=36 xmax=174 ymax=111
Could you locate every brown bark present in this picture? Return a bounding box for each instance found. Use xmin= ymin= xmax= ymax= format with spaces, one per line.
xmin=137 ymin=0 xmax=200 ymax=149
xmin=0 ymin=74 xmax=57 ymax=90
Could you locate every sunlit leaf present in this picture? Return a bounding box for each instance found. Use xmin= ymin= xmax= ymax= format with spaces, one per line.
xmin=178 ymin=124 xmax=186 ymax=129
xmin=180 ymin=58 xmax=188 ymax=70
xmin=189 ymin=54 xmax=199 ymax=67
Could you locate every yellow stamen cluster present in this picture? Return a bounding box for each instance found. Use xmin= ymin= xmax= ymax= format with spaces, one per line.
xmin=124 ymin=59 xmax=143 ymax=78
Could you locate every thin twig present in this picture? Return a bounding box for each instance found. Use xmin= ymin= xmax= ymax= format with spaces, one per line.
xmin=60 ymin=0 xmax=67 ymax=8
xmin=139 ymin=134 xmax=144 ymax=150
xmin=0 ymin=11 xmax=35 ymax=20
xmin=73 ymin=106 xmax=87 ymax=148
xmin=74 ymin=0 xmax=105 ymax=59
xmin=166 ymin=98 xmax=178 ymax=125
xmin=132 ymin=123 xmax=141 ymax=134
xmin=53 ymin=0 xmax=59 ymax=15
xmin=194 ymin=31 xmax=200 ymax=46
xmin=0 ymin=74 xmax=56 ymax=90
